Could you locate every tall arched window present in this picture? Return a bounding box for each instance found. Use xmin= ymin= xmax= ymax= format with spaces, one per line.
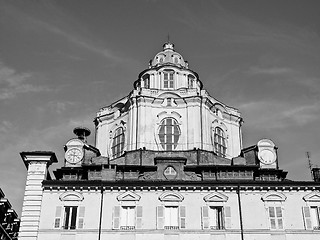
xmin=188 ymin=75 xmax=195 ymax=88
xmin=143 ymin=74 xmax=150 ymax=89
xmin=158 ymin=118 xmax=180 ymax=150
xmin=214 ymin=127 xmax=227 ymax=157
xmin=111 ymin=127 xmax=125 ymax=158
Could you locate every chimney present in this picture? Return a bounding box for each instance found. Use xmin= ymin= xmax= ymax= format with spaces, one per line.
xmin=312 ymin=168 xmax=320 ymax=182
xmin=73 ymin=127 xmax=91 ymax=143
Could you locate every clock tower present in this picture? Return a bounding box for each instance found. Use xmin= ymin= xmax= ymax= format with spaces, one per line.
xmin=64 ymin=127 xmax=100 ymax=167
xmin=257 ymin=139 xmax=277 ymax=169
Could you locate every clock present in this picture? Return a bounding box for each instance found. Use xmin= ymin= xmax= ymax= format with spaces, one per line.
xmin=65 ymin=147 xmax=83 ymax=164
xmin=258 ymin=149 xmax=276 ymax=165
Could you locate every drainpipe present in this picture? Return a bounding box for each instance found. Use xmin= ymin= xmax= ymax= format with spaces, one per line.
xmin=98 ymin=185 xmax=104 ymax=240
xmin=135 ymin=96 xmax=139 ymax=150
xmin=200 ymin=96 xmax=203 ymax=149
xmin=237 ymin=185 xmax=244 ymax=240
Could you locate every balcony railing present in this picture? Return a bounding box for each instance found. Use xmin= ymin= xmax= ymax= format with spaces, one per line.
xmin=120 ymin=226 xmax=135 ymax=230
xmin=164 ymin=226 xmax=179 ymax=230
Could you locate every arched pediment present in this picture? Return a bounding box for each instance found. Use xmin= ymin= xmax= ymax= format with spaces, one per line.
xmin=59 ymin=192 xmax=84 ymax=202
xmin=211 ymin=120 xmax=228 ymax=132
xmin=117 ymin=191 xmax=141 ymax=202
xmin=159 ymin=192 xmax=184 ymax=202
xmin=262 ymin=191 xmax=286 ymax=202
xmin=158 ymin=92 xmax=181 ymax=99
xmin=156 ymin=111 xmax=182 ymax=122
xmin=203 ymin=192 xmax=228 ymax=202
xmin=213 ymin=103 xmax=227 ymax=113
xmin=303 ymin=191 xmax=320 ymax=202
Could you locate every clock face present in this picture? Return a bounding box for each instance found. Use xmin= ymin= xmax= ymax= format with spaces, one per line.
xmin=258 ymin=149 xmax=276 ymax=165
xmin=65 ymin=147 xmax=83 ymax=164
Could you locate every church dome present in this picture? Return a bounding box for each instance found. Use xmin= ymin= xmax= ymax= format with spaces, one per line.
xmin=150 ymin=42 xmax=188 ymax=69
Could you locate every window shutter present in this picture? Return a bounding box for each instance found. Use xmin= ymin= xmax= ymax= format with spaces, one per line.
xmin=113 ymin=206 xmax=120 ymax=229
xmin=224 ymin=206 xmax=231 ymax=229
xmin=157 ymin=206 xmax=164 ymax=229
xmin=302 ymin=207 xmax=312 ymax=230
xmin=179 ymin=206 xmax=186 ymax=229
xmin=136 ymin=206 xmax=143 ymax=229
xmin=54 ymin=206 xmax=62 ymax=228
xmin=78 ymin=206 xmax=85 ymax=229
xmin=201 ymin=206 xmax=209 ymax=229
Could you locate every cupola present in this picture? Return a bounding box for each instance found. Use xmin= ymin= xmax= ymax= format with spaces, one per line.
xmin=150 ymin=41 xmax=188 ymax=68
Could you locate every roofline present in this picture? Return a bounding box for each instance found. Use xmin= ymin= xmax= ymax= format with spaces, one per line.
xmin=42 ymin=179 xmax=320 ymax=189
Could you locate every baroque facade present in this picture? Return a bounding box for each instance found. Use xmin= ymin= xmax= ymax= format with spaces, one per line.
xmin=19 ymin=43 xmax=320 ymax=240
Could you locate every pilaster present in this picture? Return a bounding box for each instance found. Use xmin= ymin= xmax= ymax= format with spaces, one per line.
xmin=19 ymin=151 xmax=57 ymax=240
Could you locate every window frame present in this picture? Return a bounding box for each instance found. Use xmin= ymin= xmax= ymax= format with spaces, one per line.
xmin=112 ymin=205 xmax=143 ymax=230
xmin=158 ymin=117 xmax=181 ymax=151
xmin=188 ymin=75 xmax=195 ymax=88
xmin=303 ymin=205 xmax=320 ymax=230
xmin=310 ymin=206 xmax=320 ymax=229
xmin=157 ymin=205 xmax=186 ymax=230
xmin=120 ymin=206 xmax=136 ymax=230
xmin=163 ymin=71 xmax=174 ymax=89
xmin=142 ymin=74 xmax=150 ymax=89
xmin=55 ymin=192 xmax=85 ymax=230
xmin=63 ymin=206 xmax=77 ymax=230
xmin=267 ymin=205 xmax=284 ymax=230
xmin=214 ymin=127 xmax=227 ymax=157
xmin=111 ymin=127 xmax=125 ymax=158
xmin=208 ymin=206 xmax=224 ymax=230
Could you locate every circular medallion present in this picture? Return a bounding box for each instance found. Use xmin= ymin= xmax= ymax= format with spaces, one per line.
xmin=65 ymin=147 xmax=83 ymax=164
xmin=258 ymin=149 xmax=276 ymax=165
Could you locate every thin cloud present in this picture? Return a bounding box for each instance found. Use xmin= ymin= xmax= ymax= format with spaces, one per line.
xmin=239 ymin=100 xmax=320 ymax=129
xmin=2 ymin=1 xmax=124 ymax=62
xmin=247 ymin=66 xmax=294 ymax=75
xmin=34 ymin=20 xmax=123 ymax=62
xmin=176 ymin=1 xmax=320 ymax=56
xmin=47 ymin=101 xmax=76 ymax=114
xmin=0 ymin=61 xmax=49 ymax=100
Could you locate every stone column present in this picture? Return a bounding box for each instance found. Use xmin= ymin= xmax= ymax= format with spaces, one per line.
xmin=19 ymin=151 xmax=57 ymax=240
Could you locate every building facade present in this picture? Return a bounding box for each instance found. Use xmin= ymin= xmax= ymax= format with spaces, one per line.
xmin=19 ymin=43 xmax=320 ymax=240
xmin=0 ymin=188 xmax=20 ymax=240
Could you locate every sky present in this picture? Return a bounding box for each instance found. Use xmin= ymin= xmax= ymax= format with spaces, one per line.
xmin=1 ymin=0 xmax=320 ymax=216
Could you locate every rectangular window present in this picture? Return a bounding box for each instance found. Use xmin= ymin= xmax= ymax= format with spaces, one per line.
xmin=310 ymin=206 xmax=320 ymax=229
xmin=144 ymin=78 xmax=150 ymax=88
xmin=268 ymin=206 xmax=283 ymax=230
xmin=120 ymin=206 xmax=135 ymax=230
xmin=164 ymin=206 xmax=179 ymax=229
xmin=209 ymin=207 xmax=224 ymax=229
xmin=164 ymin=72 xmax=174 ymax=89
xmin=202 ymin=206 xmax=225 ymax=230
xmin=188 ymin=75 xmax=194 ymax=88
xmin=64 ymin=206 xmax=77 ymax=230
xmin=157 ymin=206 xmax=185 ymax=229
xmin=113 ymin=206 xmax=142 ymax=230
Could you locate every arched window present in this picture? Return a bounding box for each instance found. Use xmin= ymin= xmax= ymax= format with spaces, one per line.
xmin=158 ymin=118 xmax=180 ymax=150
xmin=188 ymin=75 xmax=195 ymax=88
xmin=112 ymin=127 xmax=125 ymax=158
xmin=214 ymin=127 xmax=227 ymax=157
xmin=163 ymin=71 xmax=174 ymax=89
xmin=143 ymin=74 xmax=150 ymax=89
